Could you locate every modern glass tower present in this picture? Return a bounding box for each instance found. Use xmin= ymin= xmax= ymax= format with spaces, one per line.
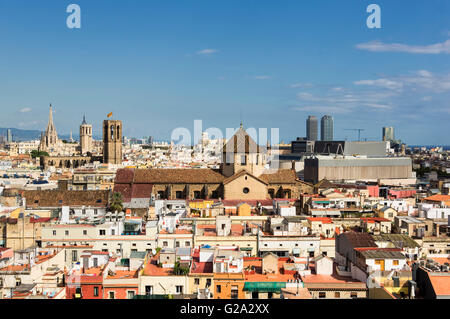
xmin=306 ymin=116 xmax=318 ymax=141
xmin=321 ymin=115 xmax=334 ymax=141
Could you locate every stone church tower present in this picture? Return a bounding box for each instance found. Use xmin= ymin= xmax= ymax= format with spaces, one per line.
xmin=220 ymin=123 xmax=267 ymax=178
xmin=39 ymin=104 xmax=60 ymax=153
xmin=79 ymin=115 xmax=92 ymax=155
xmin=103 ymin=119 xmax=122 ymax=164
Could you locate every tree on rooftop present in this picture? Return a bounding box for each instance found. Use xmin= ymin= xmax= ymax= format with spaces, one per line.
xmin=109 ymin=192 xmax=124 ymax=213
xmin=30 ymin=150 xmax=49 ymax=159
xmin=173 ymin=261 xmax=189 ymax=276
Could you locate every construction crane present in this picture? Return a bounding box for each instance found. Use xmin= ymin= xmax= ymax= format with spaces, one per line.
xmin=344 ymin=129 xmax=365 ymax=142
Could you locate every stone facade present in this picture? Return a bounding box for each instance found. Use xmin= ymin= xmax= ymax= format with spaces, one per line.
xmin=80 ymin=116 xmax=93 ymax=155
xmin=103 ymin=119 xmax=123 ymax=164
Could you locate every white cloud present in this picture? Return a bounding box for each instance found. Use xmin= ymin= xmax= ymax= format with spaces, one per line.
xmin=354 ymin=79 xmax=403 ymax=90
xmin=252 ymin=75 xmax=271 ymax=80
xmin=356 ymin=40 xmax=450 ymax=54
xmin=363 ymin=103 xmax=391 ymax=109
xmin=20 ymin=107 xmax=32 ymax=113
xmin=292 ymin=70 xmax=450 ymax=118
xmin=196 ymin=49 xmax=219 ymax=55
xmin=289 ymin=82 xmax=313 ymax=88
xmin=292 ymin=106 xmax=349 ymax=114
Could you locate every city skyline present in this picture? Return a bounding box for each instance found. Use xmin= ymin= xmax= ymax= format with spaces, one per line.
xmin=0 ymin=1 xmax=448 ymax=145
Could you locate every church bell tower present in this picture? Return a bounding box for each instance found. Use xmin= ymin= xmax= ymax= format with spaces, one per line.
xmin=102 ymin=119 xmax=123 ymax=164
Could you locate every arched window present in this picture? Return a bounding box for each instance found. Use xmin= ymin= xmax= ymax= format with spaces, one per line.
xmin=110 ymin=125 xmax=115 ymax=141
xmin=117 ymin=125 xmax=120 ymax=139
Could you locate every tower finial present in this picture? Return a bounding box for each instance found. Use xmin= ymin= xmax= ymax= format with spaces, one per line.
xmin=240 ymin=121 xmax=243 ymax=129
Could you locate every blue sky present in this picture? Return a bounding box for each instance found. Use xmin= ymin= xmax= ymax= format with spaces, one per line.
xmin=0 ymin=0 xmax=449 ymax=145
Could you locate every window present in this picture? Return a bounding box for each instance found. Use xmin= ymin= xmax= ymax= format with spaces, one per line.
xmin=206 ymin=279 xmax=211 ymax=287
xmin=194 ymin=278 xmax=200 ymax=285
xmin=83 ymin=230 xmax=87 ymax=235
xmin=93 ymin=287 xmax=99 ymax=297
xmin=176 ymin=285 xmax=183 ymax=294
xmin=393 ymin=260 xmax=399 ymax=266
xmin=185 ymin=241 xmax=190 ymax=247
xmin=16 ymin=278 xmax=21 ymax=286
xmin=176 ymin=241 xmax=180 ymax=248
xmin=231 ymin=286 xmax=239 ymax=299
xmin=240 ymin=155 xmax=247 ymax=165
xmin=127 ymin=291 xmax=135 ymax=299
xmin=243 ymin=187 xmax=250 ymax=194
xmin=109 ymin=291 xmax=115 ymax=299
xmin=351 ymin=292 xmax=358 ymax=299
xmin=72 ymin=250 xmax=78 ymax=262
xmin=216 ymin=285 xmax=221 ymax=293
xmin=176 ymin=191 xmax=183 ymax=199
xmin=318 ymin=292 xmax=326 ymax=298
xmin=111 ymin=229 xmax=115 ymax=236
xmin=163 ymin=241 xmax=168 ymax=247
xmin=53 ymin=230 xmax=56 ymax=236
xmin=145 ymin=286 xmax=153 ymax=296
xmin=334 ymin=292 xmax=340 ymax=298
xmin=99 ymin=229 xmax=106 ymax=236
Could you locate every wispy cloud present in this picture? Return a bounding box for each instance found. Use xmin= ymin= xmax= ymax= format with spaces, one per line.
xmin=356 ymin=39 xmax=450 ymax=54
xmin=19 ymin=107 xmax=32 ymax=113
xmin=291 ymin=70 xmax=450 ymax=118
xmin=289 ymin=82 xmax=313 ymax=88
xmin=252 ymin=75 xmax=271 ymax=80
xmin=291 ymin=106 xmax=350 ymax=114
xmin=196 ymin=49 xmax=219 ymax=55
xmin=354 ymin=79 xmax=403 ymax=90
xmin=355 ymin=70 xmax=450 ymax=93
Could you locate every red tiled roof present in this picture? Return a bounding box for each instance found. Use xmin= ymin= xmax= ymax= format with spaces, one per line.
xmin=131 ymin=183 xmax=153 ymax=199
xmin=307 ymin=217 xmax=333 ymax=224
xmin=428 ymin=274 xmax=450 ymax=296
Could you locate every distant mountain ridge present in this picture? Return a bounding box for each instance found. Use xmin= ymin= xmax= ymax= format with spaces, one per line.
xmin=0 ymin=127 xmax=77 ymax=142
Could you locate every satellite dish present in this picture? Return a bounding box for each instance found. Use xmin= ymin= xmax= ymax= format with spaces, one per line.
xmin=151 ymin=249 xmax=157 ymax=256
